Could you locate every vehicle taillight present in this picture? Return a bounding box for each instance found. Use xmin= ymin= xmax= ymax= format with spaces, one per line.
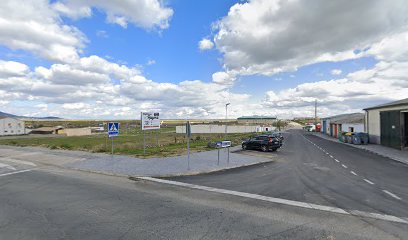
xmin=269 ymin=137 xmax=273 ymax=143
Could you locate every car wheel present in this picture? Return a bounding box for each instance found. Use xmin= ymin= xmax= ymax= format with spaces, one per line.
xmin=261 ymin=145 xmax=268 ymax=152
xmin=271 ymin=148 xmax=277 ymax=152
xmin=242 ymin=144 xmax=247 ymax=150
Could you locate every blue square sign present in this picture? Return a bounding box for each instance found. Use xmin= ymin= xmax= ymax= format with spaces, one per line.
xmin=108 ymin=122 xmax=119 ymax=137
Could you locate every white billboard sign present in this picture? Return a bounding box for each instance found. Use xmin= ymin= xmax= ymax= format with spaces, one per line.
xmin=141 ymin=112 xmax=160 ymax=130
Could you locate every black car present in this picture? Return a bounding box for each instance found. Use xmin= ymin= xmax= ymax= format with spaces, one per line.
xmin=270 ymin=132 xmax=284 ymax=146
xmin=242 ymin=135 xmax=281 ymax=152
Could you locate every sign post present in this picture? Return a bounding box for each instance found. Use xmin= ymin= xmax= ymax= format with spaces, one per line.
xmin=186 ymin=121 xmax=192 ymax=170
xmin=216 ymin=141 xmax=231 ymax=165
xmin=141 ymin=112 xmax=160 ymax=156
xmin=108 ymin=122 xmax=119 ymax=159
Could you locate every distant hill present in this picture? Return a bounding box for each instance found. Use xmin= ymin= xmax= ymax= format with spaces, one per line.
xmin=0 ymin=111 xmax=18 ymax=118
xmin=0 ymin=111 xmax=61 ymax=120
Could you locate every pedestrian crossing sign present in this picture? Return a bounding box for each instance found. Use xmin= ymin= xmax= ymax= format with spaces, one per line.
xmin=108 ymin=122 xmax=119 ymax=137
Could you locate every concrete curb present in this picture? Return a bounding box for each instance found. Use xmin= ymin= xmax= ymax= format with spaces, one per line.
xmin=310 ymin=133 xmax=408 ymax=166
xmin=66 ymin=157 xmax=275 ymax=178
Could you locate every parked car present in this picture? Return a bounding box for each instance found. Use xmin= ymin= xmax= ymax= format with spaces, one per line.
xmin=242 ymin=135 xmax=281 ymax=152
xmin=270 ymin=132 xmax=284 ymax=145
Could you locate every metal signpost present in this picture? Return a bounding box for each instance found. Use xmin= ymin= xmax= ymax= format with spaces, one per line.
xmin=186 ymin=121 xmax=192 ymax=170
xmin=215 ymin=140 xmax=232 ymax=165
xmin=141 ymin=112 xmax=160 ymax=156
xmin=108 ymin=122 xmax=119 ymax=158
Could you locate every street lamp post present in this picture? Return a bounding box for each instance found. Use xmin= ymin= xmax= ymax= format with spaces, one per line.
xmin=225 ymin=103 xmax=230 ymax=139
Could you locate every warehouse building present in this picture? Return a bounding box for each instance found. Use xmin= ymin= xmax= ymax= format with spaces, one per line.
xmin=321 ymin=113 xmax=364 ymax=138
xmin=364 ymin=98 xmax=408 ymax=150
xmin=237 ymin=116 xmax=277 ymax=125
xmin=0 ymin=117 xmax=25 ymax=136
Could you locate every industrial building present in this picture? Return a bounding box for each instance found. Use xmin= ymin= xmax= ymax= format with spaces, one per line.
xmin=321 ymin=113 xmax=365 ymax=138
xmin=176 ymin=125 xmax=275 ymax=134
xmin=237 ymin=116 xmax=277 ymax=125
xmin=364 ymin=98 xmax=408 ymax=150
xmin=0 ymin=117 xmax=25 ymax=136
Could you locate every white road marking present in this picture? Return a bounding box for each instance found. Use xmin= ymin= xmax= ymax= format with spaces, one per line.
xmin=0 ymin=169 xmax=33 ymax=177
xmin=335 ymin=159 xmax=340 ymax=163
xmin=0 ymin=163 xmax=16 ymax=171
xmin=350 ymin=171 xmax=357 ymax=176
xmin=0 ymin=157 xmax=36 ymax=167
xmin=329 ymin=155 xmax=334 ymax=158
xmin=383 ymin=190 xmax=402 ymax=200
xmin=139 ymin=177 xmax=408 ymax=224
xmin=341 ymin=164 xmax=348 ymax=169
xmin=363 ymin=179 xmax=375 ymax=185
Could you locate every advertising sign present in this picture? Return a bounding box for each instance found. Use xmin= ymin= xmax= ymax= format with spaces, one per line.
xmin=141 ymin=112 xmax=160 ymax=130
xmin=216 ymin=140 xmax=232 ymax=148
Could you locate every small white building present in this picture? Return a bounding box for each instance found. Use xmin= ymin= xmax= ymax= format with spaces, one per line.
xmin=0 ymin=117 xmax=25 ymax=136
xmin=320 ymin=113 xmax=364 ymax=138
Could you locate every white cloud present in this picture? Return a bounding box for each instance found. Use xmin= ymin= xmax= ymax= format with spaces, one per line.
xmin=0 ymin=0 xmax=85 ymax=63
xmin=198 ymin=38 xmax=214 ymax=51
xmin=213 ymin=0 xmax=408 ymax=76
xmin=212 ymin=71 xmax=236 ymax=85
xmin=96 ymin=30 xmax=108 ymax=38
xmin=53 ymin=0 xmax=173 ymax=29
xmin=0 ymin=60 xmax=30 ymax=78
xmin=0 ymin=0 xmax=173 ymax=63
xmin=331 ymin=69 xmax=342 ymax=75
xmin=147 ymin=59 xmax=156 ymax=65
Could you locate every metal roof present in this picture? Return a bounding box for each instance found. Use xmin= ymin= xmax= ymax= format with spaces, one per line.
xmin=238 ymin=116 xmax=277 ymax=120
xmin=363 ymin=98 xmax=408 ymax=110
xmin=322 ymin=113 xmax=364 ymax=124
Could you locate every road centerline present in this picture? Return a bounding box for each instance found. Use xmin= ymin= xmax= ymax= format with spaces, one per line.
xmin=383 ymin=190 xmax=402 ymax=200
xmin=363 ymin=179 xmax=375 ymax=185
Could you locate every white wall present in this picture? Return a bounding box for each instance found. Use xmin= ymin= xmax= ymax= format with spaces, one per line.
xmin=0 ymin=118 xmax=25 ymax=136
xmin=366 ymin=105 xmax=408 ymax=144
xmin=341 ymin=123 xmax=364 ymax=133
xmin=176 ymin=125 xmax=275 ymax=134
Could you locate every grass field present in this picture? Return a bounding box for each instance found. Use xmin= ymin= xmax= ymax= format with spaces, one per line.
xmin=0 ymin=127 xmax=254 ymax=158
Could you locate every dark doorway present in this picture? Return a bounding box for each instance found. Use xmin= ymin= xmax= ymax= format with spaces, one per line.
xmin=380 ymin=110 xmax=401 ymax=149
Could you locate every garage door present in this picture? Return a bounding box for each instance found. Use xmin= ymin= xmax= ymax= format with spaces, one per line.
xmin=380 ymin=110 xmax=401 ymax=149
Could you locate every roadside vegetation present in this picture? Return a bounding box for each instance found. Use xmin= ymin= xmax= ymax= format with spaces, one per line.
xmin=0 ymin=126 xmax=254 ymax=158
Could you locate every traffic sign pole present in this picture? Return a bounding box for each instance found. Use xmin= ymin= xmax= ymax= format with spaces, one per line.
xmin=227 ymin=147 xmax=230 ymax=165
xmin=111 ymin=136 xmax=114 ymax=159
xmin=217 ymin=149 xmax=220 ymax=165
xmin=143 ymin=131 xmax=146 ymax=156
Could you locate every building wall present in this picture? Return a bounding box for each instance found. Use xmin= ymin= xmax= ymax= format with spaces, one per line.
xmin=0 ymin=118 xmax=25 ymax=136
xmin=64 ymin=128 xmax=92 ymax=136
xmin=321 ymin=119 xmax=331 ymax=135
xmin=176 ymin=125 xmax=275 ymax=134
xmin=342 ymin=123 xmax=364 ymax=133
xmin=366 ymin=105 xmax=408 ymax=144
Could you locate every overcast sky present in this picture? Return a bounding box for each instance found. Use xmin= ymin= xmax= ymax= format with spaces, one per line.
xmin=0 ymin=0 xmax=407 ymax=119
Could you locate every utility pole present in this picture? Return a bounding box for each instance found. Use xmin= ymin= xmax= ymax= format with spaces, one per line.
xmin=225 ymin=103 xmax=230 ymax=139
xmin=314 ymin=99 xmax=317 ymax=126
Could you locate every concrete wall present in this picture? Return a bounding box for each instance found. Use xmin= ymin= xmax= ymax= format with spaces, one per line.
xmin=342 ymin=123 xmax=364 ymax=133
xmin=63 ymin=128 xmax=92 ymax=136
xmin=0 ymin=118 xmax=25 ymax=136
xmin=366 ymin=105 xmax=408 ymax=144
xmin=176 ymin=125 xmax=275 ymax=134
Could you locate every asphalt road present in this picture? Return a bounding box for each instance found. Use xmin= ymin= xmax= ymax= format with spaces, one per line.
xmin=1 ymin=130 xmax=408 ymax=239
